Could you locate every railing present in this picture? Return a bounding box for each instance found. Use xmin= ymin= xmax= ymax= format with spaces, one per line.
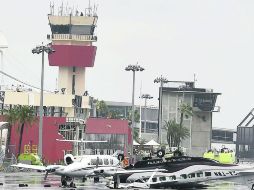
xmin=51 ymin=34 xmax=97 ymax=42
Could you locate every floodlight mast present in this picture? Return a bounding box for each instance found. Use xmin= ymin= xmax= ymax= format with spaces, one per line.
xmin=32 ymin=44 xmax=55 ymax=158
xmin=141 ymin=94 xmax=153 ymax=136
xmin=154 ymin=75 xmax=168 ymax=144
xmin=125 ymin=63 xmax=144 ymax=163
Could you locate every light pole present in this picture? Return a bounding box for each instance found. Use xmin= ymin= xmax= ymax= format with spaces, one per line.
xmin=125 ymin=63 xmax=144 ymax=161
xmin=154 ymin=75 xmax=168 ymax=144
xmin=141 ymin=94 xmax=153 ymax=134
xmin=32 ymin=44 xmax=55 ymax=158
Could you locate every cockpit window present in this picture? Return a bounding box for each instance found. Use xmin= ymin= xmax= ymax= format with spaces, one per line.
xmin=197 ymin=172 xmax=203 ymax=177
xmin=98 ymin=159 xmax=103 ymax=165
xmin=104 ymin=158 xmax=109 ymax=165
xmin=110 ymin=159 xmax=114 ymax=165
xmin=152 ymin=178 xmax=157 ymax=182
xmin=91 ymin=159 xmax=97 ymax=165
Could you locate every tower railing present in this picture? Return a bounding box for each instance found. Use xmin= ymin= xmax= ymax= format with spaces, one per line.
xmin=51 ymin=34 xmax=97 ymax=42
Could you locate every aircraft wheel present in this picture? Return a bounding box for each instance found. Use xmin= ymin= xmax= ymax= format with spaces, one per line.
xmin=82 ymin=177 xmax=87 ymax=182
xmin=117 ymin=153 xmax=124 ymax=161
xmin=70 ymin=181 xmax=76 ymax=188
xmin=61 ymin=176 xmax=67 ymax=187
xmin=94 ymin=177 xmax=100 ymax=183
xmin=157 ymin=149 xmax=165 ymax=158
xmin=61 ymin=180 xmax=67 ymax=187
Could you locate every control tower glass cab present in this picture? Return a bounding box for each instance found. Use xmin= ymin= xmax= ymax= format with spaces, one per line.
xmin=48 ymin=7 xmax=97 ymax=96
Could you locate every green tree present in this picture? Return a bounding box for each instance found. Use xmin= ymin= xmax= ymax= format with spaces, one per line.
xmin=96 ymin=100 xmax=108 ymax=118
xmin=107 ymin=109 xmax=122 ymax=119
xmin=133 ymin=127 xmax=139 ymax=142
xmin=3 ymin=107 xmax=18 ymax=156
xmin=179 ymin=103 xmax=193 ymax=127
xmin=4 ymin=105 xmax=36 ymax=156
xmin=164 ymin=119 xmax=190 ymax=148
xmin=128 ymin=110 xmax=140 ymax=124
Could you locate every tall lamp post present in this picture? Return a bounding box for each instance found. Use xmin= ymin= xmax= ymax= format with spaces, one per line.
xmin=154 ymin=75 xmax=168 ymax=144
xmin=32 ymin=44 xmax=55 ymax=158
xmin=141 ymin=94 xmax=153 ymax=135
xmin=125 ymin=64 xmax=144 ymax=160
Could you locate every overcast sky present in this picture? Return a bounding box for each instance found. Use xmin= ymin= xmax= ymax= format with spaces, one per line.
xmin=1 ymin=0 xmax=254 ymax=129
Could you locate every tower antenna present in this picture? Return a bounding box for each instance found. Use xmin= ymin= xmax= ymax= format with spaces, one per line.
xmin=194 ymin=73 xmax=197 ymax=87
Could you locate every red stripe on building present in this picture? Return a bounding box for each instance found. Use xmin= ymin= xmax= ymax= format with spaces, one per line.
xmin=48 ymin=45 xmax=97 ymax=67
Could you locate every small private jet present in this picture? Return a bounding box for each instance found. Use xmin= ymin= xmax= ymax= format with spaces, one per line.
xmin=12 ymin=138 xmax=126 ymax=188
xmin=12 ymin=153 xmax=124 ymax=187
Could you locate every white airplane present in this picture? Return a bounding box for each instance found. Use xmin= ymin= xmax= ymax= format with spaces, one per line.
xmin=12 ymin=153 xmax=124 ymax=188
xmin=12 ymin=139 xmax=126 ymax=188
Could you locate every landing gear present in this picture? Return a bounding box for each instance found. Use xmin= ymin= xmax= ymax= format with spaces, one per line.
xmin=70 ymin=181 xmax=76 ymax=188
xmin=94 ymin=176 xmax=100 ymax=183
xmin=61 ymin=176 xmax=67 ymax=187
xmin=82 ymin=177 xmax=87 ymax=182
xmin=61 ymin=176 xmax=76 ymax=188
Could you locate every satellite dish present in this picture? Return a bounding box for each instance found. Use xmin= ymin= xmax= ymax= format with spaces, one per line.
xmin=0 ymin=32 xmax=8 ymax=49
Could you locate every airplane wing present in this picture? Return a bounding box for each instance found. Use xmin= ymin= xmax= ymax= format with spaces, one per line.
xmin=11 ymin=163 xmax=46 ymax=171
xmin=56 ymin=139 xmax=107 ymax=143
xmin=114 ymin=168 xmax=167 ymax=175
xmin=11 ymin=163 xmax=65 ymax=172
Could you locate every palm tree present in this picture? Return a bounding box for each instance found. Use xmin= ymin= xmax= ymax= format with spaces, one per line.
xmin=4 ymin=105 xmax=36 ymax=156
xmin=164 ymin=119 xmax=189 ymax=148
xmin=179 ymin=103 xmax=193 ymax=127
xmin=4 ymin=107 xmax=18 ymax=156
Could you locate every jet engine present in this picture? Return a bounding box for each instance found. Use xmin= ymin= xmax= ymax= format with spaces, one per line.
xmin=64 ymin=154 xmax=75 ymax=165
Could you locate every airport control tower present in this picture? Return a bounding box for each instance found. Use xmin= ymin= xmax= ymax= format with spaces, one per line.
xmin=48 ymin=4 xmax=98 ymax=96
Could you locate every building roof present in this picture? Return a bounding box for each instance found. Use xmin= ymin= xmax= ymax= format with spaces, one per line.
xmin=86 ymin=118 xmax=129 ymax=134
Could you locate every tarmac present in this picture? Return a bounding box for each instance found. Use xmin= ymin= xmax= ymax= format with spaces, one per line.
xmin=0 ymin=171 xmax=250 ymax=190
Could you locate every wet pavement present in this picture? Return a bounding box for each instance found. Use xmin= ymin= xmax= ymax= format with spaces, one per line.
xmin=0 ymin=172 xmax=108 ymax=190
xmin=0 ymin=171 xmax=251 ymax=190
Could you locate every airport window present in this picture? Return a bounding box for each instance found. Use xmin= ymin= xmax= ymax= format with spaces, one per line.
xmin=104 ymin=159 xmax=109 ymax=165
xmin=188 ymin=173 xmax=195 ymax=178
xmin=205 ymin=172 xmax=211 ymax=177
xmin=152 ymin=178 xmax=157 ymax=182
xmin=159 ymin=176 xmax=166 ymax=181
xmin=180 ymin=174 xmax=187 ymax=179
